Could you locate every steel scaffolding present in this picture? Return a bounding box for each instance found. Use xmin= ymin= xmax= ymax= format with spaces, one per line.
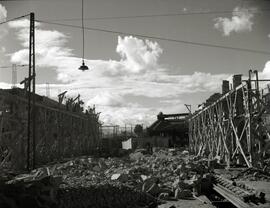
xmin=189 ymin=71 xmax=270 ymax=167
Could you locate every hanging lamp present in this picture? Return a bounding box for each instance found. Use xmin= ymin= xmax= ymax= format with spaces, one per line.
xmin=78 ymin=0 xmax=89 ymax=71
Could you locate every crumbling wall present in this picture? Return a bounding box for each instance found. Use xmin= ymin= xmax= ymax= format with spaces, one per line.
xmin=0 ymin=89 xmax=100 ymax=170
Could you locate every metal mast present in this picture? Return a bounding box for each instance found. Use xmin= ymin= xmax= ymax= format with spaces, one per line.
xmin=27 ymin=12 xmax=36 ymax=170
xmin=11 ymin=64 xmax=17 ymax=88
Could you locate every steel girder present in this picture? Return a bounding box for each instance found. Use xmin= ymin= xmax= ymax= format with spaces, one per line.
xmin=189 ymin=81 xmax=269 ymax=167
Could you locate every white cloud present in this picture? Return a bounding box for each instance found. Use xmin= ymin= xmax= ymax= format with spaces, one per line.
xmin=0 ymin=3 xmax=7 ymax=21
xmin=0 ymin=3 xmax=8 ymax=39
xmin=253 ymin=61 xmax=270 ymax=90
xmin=96 ymin=105 xmax=155 ymax=126
xmin=0 ymin=82 xmax=11 ymax=89
xmin=7 ymin=21 xmax=230 ymax=125
xmin=8 ymin=19 xmax=41 ymax=28
xmin=214 ymin=7 xmax=256 ymax=36
xmin=86 ymin=92 xmax=124 ymax=107
xmin=116 ymin=36 xmax=162 ymax=74
xmin=260 ymin=61 xmax=270 ymax=79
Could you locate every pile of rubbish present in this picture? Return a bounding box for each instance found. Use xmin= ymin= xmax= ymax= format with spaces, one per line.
xmin=48 ymin=148 xmax=212 ymax=198
xmin=232 ymin=167 xmax=270 ymax=182
xmin=0 ymin=148 xmax=213 ymax=208
xmin=0 ymin=174 xmax=60 ymax=208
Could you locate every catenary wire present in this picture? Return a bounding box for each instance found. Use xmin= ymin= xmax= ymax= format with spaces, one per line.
xmin=0 ymin=14 xmax=30 ymax=25
xmin=35 ymin=20 xmax=270 ymax=55
xmin=42 ymin=9 xmax=270 ymax=22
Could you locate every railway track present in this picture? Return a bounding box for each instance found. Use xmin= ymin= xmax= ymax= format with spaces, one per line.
xmin=213 ymin=175 xmax=268 ymax=208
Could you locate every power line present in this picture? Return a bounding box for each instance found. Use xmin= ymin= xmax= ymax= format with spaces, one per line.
xmin=0 ymin=64 xmax=28 ymax=69
xmin=36 ymin=20 xmax=270 ymax=55
xmin=43 ymin=9 xmax=270 ymax=22
xmin=0 ymin=14 xmax=30 ymax=25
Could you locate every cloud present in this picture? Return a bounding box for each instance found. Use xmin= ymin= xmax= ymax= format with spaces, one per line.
xmin=9 ymin=19 xmax=70 ymax=65
xmin=8 ymin=19 xmax=41 ymax=28
xmin=86 ymin=92 xmax=124 ymax=107
xmin=268 ymin=34 xmax=270 ymax=39
xmin=260 ymin=61 xmax=270 ymax=79
xmin=96 ymin=105 xmax=157 ymax=126
xmin=119 ymin=71 xmax=229 ymax=98
xmin=0 ymin=3 xmax=8 ymax=39
xmin=0 ymin=3 xmax=7 ymax=21
xmin=116 ymin=36 xmax=162 ymax=74
xmin=214 ymin=7 xmax=256 ymax=36
xmin=7 ymin=20 xmax=230 ymax=125
xmin=0 ymin=82 xmax=11 ymax=89
xmin=1 ymin=47 xmax=6 ymax=53
xmin=252 ymin=61 xmax=270 ymax=90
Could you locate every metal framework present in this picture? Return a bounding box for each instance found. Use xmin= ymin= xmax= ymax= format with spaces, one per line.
xmin=189 ymin=71 xmax=270 ymax=167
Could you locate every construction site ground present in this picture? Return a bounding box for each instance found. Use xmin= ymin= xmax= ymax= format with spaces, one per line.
xmin=1 ymin=148 xmax=270 ymax=208
xmin=158 ymin=198 xmax=216 ymax=208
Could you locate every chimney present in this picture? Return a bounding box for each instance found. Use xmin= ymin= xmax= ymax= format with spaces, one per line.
xmin=222 ymin=80 xmax=230 ymax=94
xmin=233 ymin=74 xmax=242 ymax=89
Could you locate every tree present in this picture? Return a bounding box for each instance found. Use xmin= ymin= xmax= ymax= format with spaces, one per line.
xmin=134 ymin=124 xmax=143 ymax=136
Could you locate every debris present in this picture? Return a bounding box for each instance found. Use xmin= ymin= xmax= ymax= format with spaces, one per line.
xmin=0 ymin=147 xmax=240 ymax=207
xmin=129 ymin=151 xmax=144 ymax=161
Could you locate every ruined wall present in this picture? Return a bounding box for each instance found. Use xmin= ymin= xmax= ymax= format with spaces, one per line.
xmin=0 ymin=89 xmax=100 ymax=170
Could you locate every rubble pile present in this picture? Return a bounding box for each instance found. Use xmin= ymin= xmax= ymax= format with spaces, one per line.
xmin=46 ymin=149 xmax=211 ymax=194
xmin=233 ymin=167 xmax=270 ymax=182
xmin=48 ymin=148 xmax=212 ymax=202
xmin=0 ymin=168 xmax=157 ymax=208
xmin=0 ymin=175 xmax=61 ymax=208
xmin=58 ymin=184 xmax=157 ymax=208
xmin=0 ymin=148 xmax=213 ymax=208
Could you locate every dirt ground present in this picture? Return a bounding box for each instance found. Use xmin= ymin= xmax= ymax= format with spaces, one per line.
xmin=158 ymin=199 xmax=215 ymax=208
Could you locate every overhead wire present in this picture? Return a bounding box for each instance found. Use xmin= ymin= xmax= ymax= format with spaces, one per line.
xmin=0 ymin=64 xmax=28 ymax=69
xmin=36 ymin=19 xmax=270 ymax=55
xmin=1 ymin=11 xmax=270 ymax=56
xmin=0 ymin=14 xmax=30 ymax=25
xmin=82 ymin=0 xmax=85 ymax=61
xmin=42 ymin=9 xmax=270 ymax=22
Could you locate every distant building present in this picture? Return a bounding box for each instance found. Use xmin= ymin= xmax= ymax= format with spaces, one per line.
xmin=147 ymin=112 xmax=189 ymax=147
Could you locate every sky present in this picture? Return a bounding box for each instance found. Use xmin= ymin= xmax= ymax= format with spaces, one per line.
xmin=0 ymin=0 xmax=270 ymax=126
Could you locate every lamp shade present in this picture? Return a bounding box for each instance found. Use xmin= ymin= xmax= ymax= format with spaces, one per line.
xmin=78 ymin=61 xmax=89 ymax=71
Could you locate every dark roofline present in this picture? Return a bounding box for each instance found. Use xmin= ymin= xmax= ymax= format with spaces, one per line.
xmin=157 ymin=112 xmax=189 ymax=120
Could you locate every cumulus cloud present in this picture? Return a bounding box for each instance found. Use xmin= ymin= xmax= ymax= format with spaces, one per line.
xmin=9 ymin=19 xmax=70 ymax=65
xmin=7 ymin=20 xmax=230 ymax=125
xmin=116 ymin=36 xmax=162 ymax=73
xmin=214 ymin=7 xmax=256 ymax=36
